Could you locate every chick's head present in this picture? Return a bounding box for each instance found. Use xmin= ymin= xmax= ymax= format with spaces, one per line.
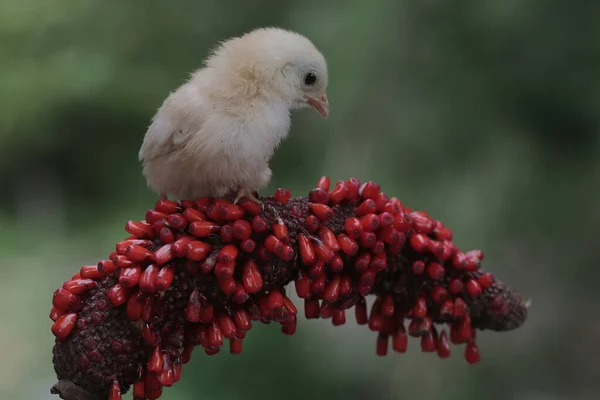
xmin=207 ymin=27 xmax=329 ymax=118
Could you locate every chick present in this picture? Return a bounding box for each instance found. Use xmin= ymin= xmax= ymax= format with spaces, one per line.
xmin=139 ymin=27 xmax=329 ymax=205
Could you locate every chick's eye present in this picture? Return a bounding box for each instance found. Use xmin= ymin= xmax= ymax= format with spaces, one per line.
xmin=304 ymin=72 xmax=317 ymax=86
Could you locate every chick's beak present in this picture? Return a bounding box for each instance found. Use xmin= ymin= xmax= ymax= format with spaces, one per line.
xmin=304 ymin=92 xmax=329 ymax=119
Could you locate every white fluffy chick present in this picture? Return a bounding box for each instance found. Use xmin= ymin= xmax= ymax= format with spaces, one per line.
xmin=138 ymin=27 xmax=329 ymax=205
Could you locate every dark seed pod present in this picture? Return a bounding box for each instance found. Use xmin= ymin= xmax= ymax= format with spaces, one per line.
xmin=50 ymin=176 xmax=528 ymax=399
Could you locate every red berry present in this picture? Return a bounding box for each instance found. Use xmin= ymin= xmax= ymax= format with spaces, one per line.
xmin=304 ymin=298 xmax=321 ymax=319
xmin=309 ymin=188 xmax=330 ymax=204
xmin=185 ymin=241 xmax=213 ymax=261
xmin=465 ymin=340 xmax=481 ymax=364
xmin=62 ymin=279 xmax=96 ymax=295
xmin=198 ymin=252 xmax=218 ymax=274
xmin=453 ymin=298 xmax=468 ymax=318
xmin=449 ymin=279 xmax=464 ymax=294
xmin=298 ymin=234 xmax=316 ymax=266
xmin=217 ymin=314 xmax=237 ymax=339
xmin=237 ymin=197 xmax=262 ymax=216
xmin=344 ymin=217 xmax=363 ymax=239
xmin=304 ymin=215 xmax=320 ymax=233
xmin=437 ymin=330 xmax=451 ymax=358
xmin=354 ymin=252 xmax=372 ymax=272
xmin=409 ymin=233 xmax=429 ymax=252
xmin=358 ymin=231 xmax=376 ymax=248
xmin=368 ymin=304 xmax=384 ymax=331
xmin=166 ymin=213 xmax=188 ymax=231
xmin=410 ymin=211 xmax=434 ymax=234
xmin=316 ymin=176 xmax=331 ymax=192
xmin=439 ymin=299 xmax=454 ymax=318
xmin=171 ymin=237 xmax=193 ymax=257
xmin=378 ymin=226 xmax=400 ymax=244
xmin=240 ymin=238 xmax=256 ymax=253
xmin=273 ymin=218 xmax=290 ymax=244
xmin=51 ymin=313 xmax=78 ymax=339
xmin=220 ymin=204 xmax=245 ymax=221
xmin=49 ymin=307 xmax=63 ymax=322
xmin=107 ymin=284 xmax=130 ymax=307
xmin=251 ymin=216 xmax=267 ymax=232
xmin=148 ymin=346 xmax=163 ymax=373
xmin=479 ymin=272 xmax=495 ymax=288
xmin=125 ymin=246 xmax=155 ymax=264
xmin=79 ymin=265 xmax=104 ymax=280
xmin=411 ymin=260 xmax=425 ymax=275
xmin=139 ymin=264 xmax=159 ymax=293
xmin=193 ymin=198 xmax=212 ymax=212
xmin=356 ymin=199 xmax=377 ymax=216
xmin=155 ymin=199 xmax=181 ymax=214
xmin=242 ymin=260 xmax=263 ymax=293
xmin=345 ymin=177 xmax=360 ymax=199
xmin=218 ymin=244 xmax=239 ymax=263
xmin=214 ymin=261 xmax=235 ymax=280
xmin=378 ymin=212 xmax=394 ymax=228
xmin=264 ymin=235 xmax=285 ymax=255
xmin=310 ymin=272 xmax=326 ymax=295
xmin=452 ymin=252 xmax=468 ymax=270
xmin=466 ymin=279 xmax=483 ymax=297
xmin=116 ymin=239 xmax=152 ymax=255
xmin=370 ymin=252 xmax=387 ymax=272
xmin=324 ymin=275 xmax=341 ymax=303
xmin=355 ymin=297 xmax=368 ymax=325
xmin=358 ymin=181 xmax=380 ymax=199
xmin=232 ymin=219 xmax=252 ymax=240
xmin=435 ymin=226 xmax=453 ymax=241
xmin=339 ymin=274 xmax=353 ymax=298
xmin=219 ymin=224 xmax=233 ymax=243
xmin=430 ymin=286 xmax=448 ymax=303
xmin=392 ymin=324 xmax=408 ymax=353
xmin=274 ymin=188 xmax=292 ymax=204
xmin=308 ymin=203 xmax=334 ymax=221
xmin=183 ymin=208 xmax=207 ymax=222
xmin=312 ymin=238 xmax=334 ymax=263
xmin=125 ymin=220 xmax=155 ymax=239
xmin=330 ymin=255 xmax=344 ymax=273
xmin=337 ymin=234 xmax=359 ymax=256
xmin=234 ymin=283 xmax=249 ymax=304
xmin=329 ymin=180 xmax=348 ymax=204
xmin=376 ymin=333 xmax=389 ymax=356
xmin=318 ymin=225 xmax=340 ymax=252
xmin=188 ymin=221 xmax=221 ymax=237
xmin=466 ymin=249 xmax=484 ymax=261
xmin=332 ymin=310 xmax=346 ymax=326
xmin=420 ymin=328 xmax=437 ymax=352
xmin=294 ymin=272 xmax=310 ymax=299
xmin=413 ymin=296 xmax=428 ymax=318
xmin=119 ymin=266 xmax=142 ymax=288
xmin=359 ymin=213 xmax=380 ymax=231
xmin=380 ymin=295 xmax=395 ymax=317
xmin=145 ymin=209 xmax=167 ymax=224
xmin=358 ymin=269 xmax=376 ymax=295
xmin=463 ymin=256 xmax=481 ymax=272
xmin=426 ymin=262 xmax=445 ymax=281
xmin=155 ymin=244 xmax=174 ymax=265
xmin=393 ymin=212 xmax=412 ymax=232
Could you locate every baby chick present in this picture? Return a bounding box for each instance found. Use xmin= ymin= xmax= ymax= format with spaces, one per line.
xmin=139 ymin=27 xmax=329 ymax=205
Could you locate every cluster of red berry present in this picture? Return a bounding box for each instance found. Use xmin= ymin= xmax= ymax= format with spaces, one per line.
xmin=50 ymin=176 xmax=528 ymax=400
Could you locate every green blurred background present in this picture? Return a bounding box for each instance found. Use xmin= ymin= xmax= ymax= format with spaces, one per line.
xmin=1 ymin=1 xmax=598 ymax=399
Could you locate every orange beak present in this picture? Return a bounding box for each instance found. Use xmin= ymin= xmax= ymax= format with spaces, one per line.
xmin=304 ymin=92 xmax=329 ymax=119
